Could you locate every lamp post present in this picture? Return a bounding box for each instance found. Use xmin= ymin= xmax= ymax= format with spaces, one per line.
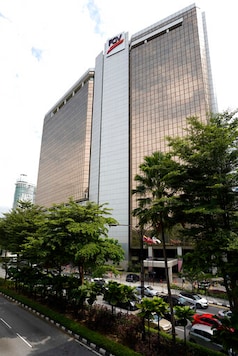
xmin=134 ymin=225 xmax=146 ymax=341
xmin=137 ymin=226 xmax=145 ymax=298
xmin=159 ymin=213 xmax=176 ymax=344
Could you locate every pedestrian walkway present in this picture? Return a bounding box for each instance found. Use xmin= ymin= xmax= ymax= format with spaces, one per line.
xmin=109 ymin=272 xmax=230 ymax=309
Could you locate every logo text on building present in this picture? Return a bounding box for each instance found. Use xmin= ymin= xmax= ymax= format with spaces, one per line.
xmin=106 ymin=33 xmax=125 ymax=55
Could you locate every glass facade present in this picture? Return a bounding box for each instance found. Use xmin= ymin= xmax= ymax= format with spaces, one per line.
xmin=35 ymin=5 xmax=216 ymax=264
xmin=36 ymin=70 xmax=94 ymax=207
xmin=129 ymin=5 xmax=216 ymax=215
xmin=13 ymin=176 xmax=35 ymax=208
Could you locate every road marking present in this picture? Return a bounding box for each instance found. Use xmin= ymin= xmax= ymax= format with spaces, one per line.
xmin=0 ymin=317 xmax=12 ymax=329
xmin=16 ymin=333 xmax=32 ymax=348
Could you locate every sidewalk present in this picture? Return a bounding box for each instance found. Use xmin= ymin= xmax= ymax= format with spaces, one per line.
xmin=0 ymin=265 xmax=230 ymax=309
xmin=110 ymin=273 xmax=230 ymax=309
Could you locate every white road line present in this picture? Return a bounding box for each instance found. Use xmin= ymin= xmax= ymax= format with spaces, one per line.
xmin=0 ymin=317 xmax=12 ymax=329
xmin=16 ymin=333 xmax=32 ymax=348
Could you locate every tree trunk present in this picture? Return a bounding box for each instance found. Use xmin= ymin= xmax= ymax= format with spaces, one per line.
xmin=159 ymin=215 xmax=176 ymax=344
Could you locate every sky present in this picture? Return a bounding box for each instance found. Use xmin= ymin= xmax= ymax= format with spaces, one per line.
xmin=0 ymin=0 xmax=237 ymax=215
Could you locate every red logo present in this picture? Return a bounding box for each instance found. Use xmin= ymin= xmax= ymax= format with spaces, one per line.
xmin=107 ymin=34 xmax=124 ymax=55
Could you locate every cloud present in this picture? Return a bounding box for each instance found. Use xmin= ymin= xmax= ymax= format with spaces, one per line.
xmin=86 ymin=0 xmax=102 ymax=34
xmin=0 ymin=12 xmax=8 ymax=21
xmin=31 ymin=47 xmax=43 ymax=61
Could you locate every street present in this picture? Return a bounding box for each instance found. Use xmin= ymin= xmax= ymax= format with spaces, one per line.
xmin=0 ymin=267 xmax=229 ymax=353
xmin=0 ymin=295 xmax=99 ymax=356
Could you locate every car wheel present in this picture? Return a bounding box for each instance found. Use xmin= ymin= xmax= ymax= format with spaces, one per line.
xmin=196 ymin=303 xmax=202 ymax=309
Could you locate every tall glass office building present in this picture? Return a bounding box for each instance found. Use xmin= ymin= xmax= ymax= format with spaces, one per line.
xmin=13 ymin=174 xmax=36 ymax=209
xmin=36 ymin=4 xmax=217 ymax=264
xmin=36 ymin=70 xmax=94 ymax=207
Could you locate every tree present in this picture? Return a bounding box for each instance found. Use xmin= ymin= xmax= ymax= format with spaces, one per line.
xmin=0 ymin=201 xmax=45 ymax=286
xmin=137 ymin=296 xmax=169 ymax=347
xmin=23 ymin=199 xmax=124 ymax=282
xmin=0 ymin=201 xmax=44 ymax=258
xmin=173 ymin=305 xmax=194 ymax=345
xmin=167 ymin=111 xmax=238 ymax=314
xmin=181 ymin=252 xmax=211 ymax=292
xmin=103 ymin=281 xmax=136 ymax=314
xmin=132 ymin=151 xmax=180 ymax=343
xmin=214 ymin=313 xmax=238 ymax=355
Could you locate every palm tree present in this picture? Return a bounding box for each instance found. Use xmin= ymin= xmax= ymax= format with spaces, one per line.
xmin=137 ymin=297 xmax=156 ymax=348
xmin=103 ymin=281 xmax=136 ymax=314
xmin=152 ymin=297 xmax=170 ymax=344
xmin=103 ymin=281 xmax=122 ymax=314
xmin=132 ymin=151 xmax=181 ymax=343
xmin=174 ymin=305 xmax=194 ymax=345
xmin=137 ymin=296 xmax=169 ymax=348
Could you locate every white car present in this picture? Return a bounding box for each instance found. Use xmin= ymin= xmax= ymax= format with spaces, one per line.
xmin=136 ymin=285 xmax=159 ymax=297
xmin=179 ymin=291 xmax=208 ymax=309
xmin=217 ymin=309 xmax=232 ymax=318
xmin=188 ymin=324 xmax=224 ymax=352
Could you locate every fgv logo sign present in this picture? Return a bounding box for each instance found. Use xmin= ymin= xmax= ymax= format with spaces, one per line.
xmin=106 ymin=33 xmax=125 ymax=56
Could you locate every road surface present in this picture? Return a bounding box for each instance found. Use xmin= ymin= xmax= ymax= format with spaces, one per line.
xmin=0 ymin=295 xmax=99 ymax=355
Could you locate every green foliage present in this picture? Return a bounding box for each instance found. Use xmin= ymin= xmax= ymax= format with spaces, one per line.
xmin=0 ymin=201 xmax=45 ymax=257
xmin=167 ymin=112 xmax=238 ymax=315
xmin=137 ymin=296 xmax=169 ymax=342
xmin=103 ymin=281 xmax=136 ymax=314
xmin=0 ymin=198 xmax=124 ymax=286
xmin=0 ymin=279 xmax=228 ymax=356
xmin=213 ymin=313 xmax=238 ymax=354
xmin=174 ymin=305 xmax=195 ymax=344
xmin=0 ymin=283 xmax=141 ymax=356
xmin=132 ymin=111 xmax=238 ymax=351
xmin=132 ymin=151 xmax=181 ymax=232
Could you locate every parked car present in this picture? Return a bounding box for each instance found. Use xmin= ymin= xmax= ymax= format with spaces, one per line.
xmin=217 ymin=309 xmax=233 ymax=319
xmin=150 ymin=313 xmax=172 ymax=333
xmin=163 ymin=309 xmax=193 ymax=326
xmin=136 ymin=285 xmax=159 ymax=297
xmin=160 ymin=294 xmax=195 ymax=309
xmin=126 ymin=273 xmax=140 ymax=282
xmin=193 ymin=313 xmax=235 ymax=334
xmin=192 ymin=313 xmax=222 ymax=329
xmin=91 ymin=278 xmax=107 ymax=290
xmin=179 ymin=291 xmax=208 ymax=309
xmin=188 ymin=324 xmax=225 ymax=353
xmin=198 ymin=280 xmax=211 ymax=290
xmin=116 ymin=297 xmax=140 ymax=311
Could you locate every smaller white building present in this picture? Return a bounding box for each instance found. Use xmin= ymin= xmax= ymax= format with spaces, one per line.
xmin=13 ymin=174 xmax=36 ymax=209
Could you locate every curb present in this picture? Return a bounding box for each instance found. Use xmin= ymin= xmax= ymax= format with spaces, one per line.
xmin=208 ymin=300 xmax=230 ymax=308
xmin=0 ymin=292 xmax=114 ymax=356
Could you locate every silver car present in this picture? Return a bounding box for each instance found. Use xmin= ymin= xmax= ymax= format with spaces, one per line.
xmin=179 ymin=291 xmax=208 ymax=309
xmin=188 ymin=324 xmax=224 ymax=352
xmin=136 ymin=285 xmax=159 ymax=297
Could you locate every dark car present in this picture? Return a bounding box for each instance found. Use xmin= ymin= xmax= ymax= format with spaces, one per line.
xmin=116 ymin=299 xmax=139 ymax=311
xmin=91 ymin=278 xmax=107 ymax=291
xmin=163 ymin=310 xmax=187 ymax=326
xmin=160 ymin=294 xmax=195 ymax=310
xmin=126 ymin=273 xmax=140 ymax=282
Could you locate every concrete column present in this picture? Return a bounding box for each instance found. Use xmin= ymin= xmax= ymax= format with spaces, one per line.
xmin=148 ymin=245 xmax=153 ymax=258
xmin=168 ymin=266 xmax=173 ymax=284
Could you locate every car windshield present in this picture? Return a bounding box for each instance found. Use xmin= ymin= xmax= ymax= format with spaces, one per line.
xmin=178 ymin=297 xmax=186 ymax=303
xmin=192 ymin=294 xmax=201 ymax=300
